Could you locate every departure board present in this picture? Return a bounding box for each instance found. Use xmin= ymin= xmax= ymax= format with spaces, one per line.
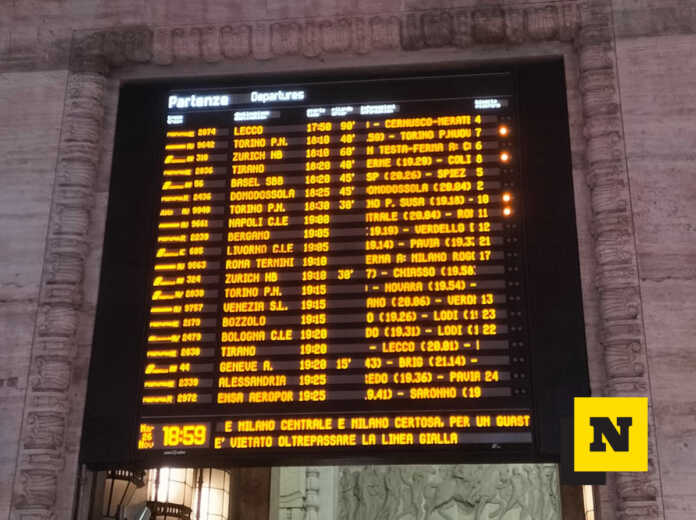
xmin=82 ymin=64 xmax=591 ymax=468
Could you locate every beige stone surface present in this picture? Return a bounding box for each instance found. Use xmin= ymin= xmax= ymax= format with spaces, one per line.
xmin=617 ymin=34 xmax=696 ymax=282
xmin=0 ymin=301 xmax=35 ymax=520
xmin=636 ymin=279 xmax=696 ymax=520
xmin=617 ymin=33 xmax=696 ymax=520
xmin=0 ymin=71 xmax=66 ymax=300
xmin=0 ymin=70 xmax=66 ymax=520
xmin=612 ymin=0 xmax=696 ymax=38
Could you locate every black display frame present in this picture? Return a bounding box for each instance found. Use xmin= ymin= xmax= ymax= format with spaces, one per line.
xmin=80 ymin=59 xmax=590 ymax=469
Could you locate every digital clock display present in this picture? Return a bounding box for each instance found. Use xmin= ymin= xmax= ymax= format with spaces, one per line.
xmin=138 ymin=423 xmax=210 ymax=450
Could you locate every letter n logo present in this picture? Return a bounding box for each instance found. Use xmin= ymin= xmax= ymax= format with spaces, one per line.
xmin=589 ymin=417 xmax=632 ymax=452
xmin=574 ymin=397 xmax=648 ymax=472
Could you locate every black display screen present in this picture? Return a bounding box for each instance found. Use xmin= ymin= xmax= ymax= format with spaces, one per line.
xmin=81 ymin=61 xmax=590 ymax=468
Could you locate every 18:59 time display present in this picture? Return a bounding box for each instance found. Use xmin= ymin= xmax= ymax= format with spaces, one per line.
xmin=161 ymin=424 xmax=209 ymax=447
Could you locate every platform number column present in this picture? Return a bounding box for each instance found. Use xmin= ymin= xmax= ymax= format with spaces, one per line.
xmin=335 ymin=120 xmax=357 ymax=374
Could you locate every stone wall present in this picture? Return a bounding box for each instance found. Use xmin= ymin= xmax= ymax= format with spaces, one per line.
xmin=613 ymin=23 xmax=696 ymax=520
xmin=0 ymin=1 xmax=694 ymax=519
xmin=0 ymin=71 xmax=67 ymax=519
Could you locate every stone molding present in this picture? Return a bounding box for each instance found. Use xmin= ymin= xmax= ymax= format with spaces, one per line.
xmin=575 ymin=2 xmax=662 ymax=519
xmin=10 ymin=70 xmax=105 ymax=520
xmin=68 ymin=2 xmax=581 ymax=71
xmin=8 ymin=1 xmax=663 ymax=519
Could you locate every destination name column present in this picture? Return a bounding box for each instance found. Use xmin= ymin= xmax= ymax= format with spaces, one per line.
xmin=219 ymin=122 xmax=295 ymax=406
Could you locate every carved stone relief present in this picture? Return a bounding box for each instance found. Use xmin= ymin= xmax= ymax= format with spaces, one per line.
xmin=334 ymin=464 xmax=560 ymax=520
xmin=68 ymin=3 xmax=580 ymax=68
xmin=278 ymin=466 xmax=307 ymax=520
xmin=305 ymin=467 xmax=321 ymax=520
xmin=8 ymin=1 xmax=664 ymax=519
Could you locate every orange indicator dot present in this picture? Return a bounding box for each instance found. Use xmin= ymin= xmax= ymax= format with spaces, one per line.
xmin=499 ymin=125 xmax=509 ymax=136
xmin=502 ymin=192 xmax=512 ymax=202
xmin=500 ymin=152 xmax=510 ymax=163
xmin=503 ymin=207 xmax=512 ymax=216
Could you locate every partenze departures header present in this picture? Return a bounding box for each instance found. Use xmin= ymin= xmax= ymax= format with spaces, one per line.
xmin=168 ymin=94 xmax=231 ymax=110
xmin=168 ymin=90 xmax=306 ymax=110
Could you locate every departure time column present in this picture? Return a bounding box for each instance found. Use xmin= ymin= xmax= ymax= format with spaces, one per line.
xmin=299 ymin=120 xmax=333 ymax=402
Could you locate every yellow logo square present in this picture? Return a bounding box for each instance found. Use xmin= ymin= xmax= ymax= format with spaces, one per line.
xmin=574 ymin=397 xmax=648 ymax=472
